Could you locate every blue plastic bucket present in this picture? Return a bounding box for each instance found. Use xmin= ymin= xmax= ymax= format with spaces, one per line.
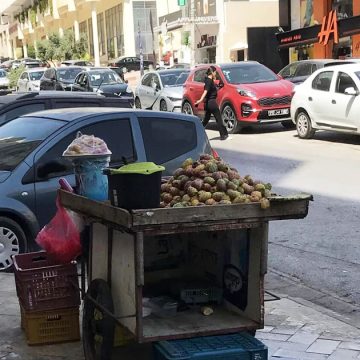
xmin=73 ymin=156 xmax=110 ymax=201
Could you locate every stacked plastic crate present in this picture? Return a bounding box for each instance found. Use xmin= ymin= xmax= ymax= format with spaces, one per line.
xmin=13 ymin=251 xmax=81 ymax=345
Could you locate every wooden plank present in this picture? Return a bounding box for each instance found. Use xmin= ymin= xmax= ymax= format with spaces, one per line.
xmin=60 ymin=190 xmax=312 ymax=230
xmin=111 ymin=230 xmax=137 ymax=335
xmin=132 ymin=197 xmax=311 ymax=227
xmin=142 ymin=307 xmax=259 ymax=342
xmin=58 ymin=190 xmax=132 ymax=229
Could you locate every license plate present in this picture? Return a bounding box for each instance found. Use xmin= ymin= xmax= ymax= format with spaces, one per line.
xmin=268 ymin=108 xmax=290 ymax=116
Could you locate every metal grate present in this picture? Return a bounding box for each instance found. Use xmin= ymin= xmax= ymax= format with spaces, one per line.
xmin=258 ymin=95 xmax=292 ymax=107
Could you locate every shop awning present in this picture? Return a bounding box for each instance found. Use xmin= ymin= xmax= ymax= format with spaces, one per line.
xmin=230 ymin=42 xmax=248 ymax=51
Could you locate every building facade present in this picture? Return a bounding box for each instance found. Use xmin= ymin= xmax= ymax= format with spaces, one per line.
xmin=0 ymin=0 xmax=158 ymax=65
xmin=156 ymin=0 xmax=280 ymax=66
xmin=276 ymin=0 xmax=360 ymax=61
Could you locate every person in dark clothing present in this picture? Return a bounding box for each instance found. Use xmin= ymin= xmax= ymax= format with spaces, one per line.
xmin=195 ymin=65 xmax=229 ymax=140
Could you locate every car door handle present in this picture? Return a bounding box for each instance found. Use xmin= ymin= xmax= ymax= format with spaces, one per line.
xmin=308 ymin=97 xmax=312 ymax=101
xmin=189 ymin=87 xmax=194 ymax=91
xmin=331 ymin=99 xmax=336 ymax=104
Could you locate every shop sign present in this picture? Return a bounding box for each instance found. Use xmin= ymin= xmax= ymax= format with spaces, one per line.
xmin=318 ymin=10 xmax=339 ymax=45
xmin=280 ymin=34 xmax=302 ymax=44
xmin=178 ymin=16 xmax=218 ymax=24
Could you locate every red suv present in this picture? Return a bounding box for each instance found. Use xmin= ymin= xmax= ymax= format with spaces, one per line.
xmin=182 ymin=62 xmax=294 ymax=133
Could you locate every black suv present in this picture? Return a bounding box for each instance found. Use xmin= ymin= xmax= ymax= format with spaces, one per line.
xmin=0 ymin=91 xmax=133 ymax=127
xmin=40 ymin=66 xmax=84 ymax=91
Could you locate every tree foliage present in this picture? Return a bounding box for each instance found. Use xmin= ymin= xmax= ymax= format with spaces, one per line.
xmin=36 ymin=30 xmax=89 ymax=62
xmin=8 ymin=65 xmax=26 ymax=89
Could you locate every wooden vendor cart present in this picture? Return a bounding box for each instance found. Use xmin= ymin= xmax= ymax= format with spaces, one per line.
xmin=59 ymin=190 xmax=312 ymax=360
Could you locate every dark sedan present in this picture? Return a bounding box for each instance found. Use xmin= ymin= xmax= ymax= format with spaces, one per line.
xmin=71 ymin=68 xmax=134 ymax=102
xmin=0 ymin=108 xmax=212 ymax=270
xmin=108 ymin=56 xmax=153 ymax=72
xmin=40 ymin=66 xmax=84 ymax=91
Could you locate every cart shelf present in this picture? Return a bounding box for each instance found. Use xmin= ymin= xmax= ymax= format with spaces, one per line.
xmin=59 ymin=190 xmax=312 ymax=234
xmin=142 ymin=307 xmax=258 ymax=342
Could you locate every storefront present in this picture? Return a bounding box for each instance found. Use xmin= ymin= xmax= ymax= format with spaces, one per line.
xmin=276 ymin=0 xmax=360 ymax=60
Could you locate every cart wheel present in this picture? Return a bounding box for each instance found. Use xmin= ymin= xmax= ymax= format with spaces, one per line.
xmin=83 ymin=279 xmax=115 ymax=360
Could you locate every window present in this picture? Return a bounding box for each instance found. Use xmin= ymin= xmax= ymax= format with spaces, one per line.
xmin=139 ymin=117 xmax=197 ymax=164
xmin=312 ymin=71 xmax=333 ymax=91
xmin=0 ymin=116 xmax=65 ymax=171
xmin=335 ymin=71 xmax=357 ymax=94
xmin=279 ymin=63 xmax=297 ymax=78
xmin=295 ymin=63 xmax=313 ymax=77
xmin=0 ymin=103 xmax=46 ymax=125
xmin=88 ymin=18 xmax=94 ymax=57
xmin=132 ymin=1 xmax=157 ymax=59
xmin=44 ymin=68 xmax=55 ymax=79
xmin=311 ymin=64 xmax=318 ymax=73
xmin=52 ymin=100 xmax=101 ymax=109
xmin=20 ymin=72 xmax=28 ymax=80
xmin=36 ymin=119 xmax=136 ymax=180
xmin=105 ymin=5 xmax=123 ymax=59
xmin=141 ymin=73 xmax=152 ymax=86
xmin=194 ymin=69 xmax=207 ymax=83
xmin=150 ymin=74 xmax=160 ymax=89
xmin=97 ymin=13 xmax=106 ymax=56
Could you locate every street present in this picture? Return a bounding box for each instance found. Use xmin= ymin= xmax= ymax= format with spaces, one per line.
xmin=209 ymin=124 xmax=360 ymax=313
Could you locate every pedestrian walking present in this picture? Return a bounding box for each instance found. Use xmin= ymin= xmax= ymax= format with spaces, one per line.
xmin=195 ymin=66 xmax=229 ymax=140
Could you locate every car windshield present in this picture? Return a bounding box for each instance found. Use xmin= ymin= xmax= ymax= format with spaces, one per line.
xmin=0 ymin=117 xmax=65 ymax=171
xmin=221 ymin=64 xmax=278 ymax=84
xmin=160 ymin=71 xmax=190 ymax=87
xmin=355 ymin=71 xmax=360 ymax=81
xmin=89 ymin=71 xmax=123 ymax=86
xmin=58 ymin=68 xmax=83 ymax=81
xmin=29 ymin=71 xmax=44 ymax=81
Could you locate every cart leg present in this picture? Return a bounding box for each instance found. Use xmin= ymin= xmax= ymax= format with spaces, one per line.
xmin=83 ymin=279 xmax=115 ymax=360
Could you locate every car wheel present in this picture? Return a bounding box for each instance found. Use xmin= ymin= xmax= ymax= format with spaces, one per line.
xmin=222 ymin=104 xmax=242 ymax=134
xmin=182 ymin=101 xmax=193 ymax=115
xmin=160 ymin=99 xmax=167 ymax=112
xmin=296 ymin=110 xmax=315 ymax=139
xmin=0 ymin=217 xmax=26 ymax=272
xmin=281 ymin=121 xmax=296 ymax=129
xmin=135 ymin=97 xmax=141 ymax=109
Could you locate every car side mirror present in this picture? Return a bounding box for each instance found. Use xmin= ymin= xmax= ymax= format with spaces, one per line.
xmin=37 ymin=160 xmax=68 ymax=179
xmin=344 ymin=87 xmax=358 ymax=96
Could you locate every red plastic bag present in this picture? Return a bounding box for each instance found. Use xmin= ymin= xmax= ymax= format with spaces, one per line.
xmin=36 ymin=195 xmax=82 ymax=263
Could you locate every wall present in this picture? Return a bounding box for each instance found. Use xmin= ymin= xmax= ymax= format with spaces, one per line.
xmin=220 ymin=1 xmax=279 ymax=62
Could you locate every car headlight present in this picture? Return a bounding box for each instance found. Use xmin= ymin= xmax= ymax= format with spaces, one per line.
xmin=237 ymin=89 xmax=256 ymax=98
xmin=168 ymin=97 xmax=182 ymax=102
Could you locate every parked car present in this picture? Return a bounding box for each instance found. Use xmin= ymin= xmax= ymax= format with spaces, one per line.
xmin=108 ymin=66 xmax=127 ymax=82
xmin=291 ymin=63 xmax=360 ymax=140
xmin=182 ymin=61 xmax=294 ymax=133
xmin=61 ymin=60 xmax=94 ymax=67
xmin=278 ymin=59 xmax=360 ymax=85
xmin=171 ymin=63 xmax=190 ymax=69
xmin=0 ymin=69 xmax=10 ymax=90
xmin=0 ymin=108 xmax=213 ymax=270
xmin=0 ymin=59 xmax=16 ymax=71
xmin=17 ymin=68 xmax=45 ymax=92
xmin=0 ymin=91 xmax=134 ymax=127
xmin=108 ymin=56 xmax=153 ymax=72
xmin=135 ymin=69 xmax=190 ymax=112
xmin=40 ymin=66 xmax=84 ymax=91
xmin=71 ymin=68 xmax=134 ymax=103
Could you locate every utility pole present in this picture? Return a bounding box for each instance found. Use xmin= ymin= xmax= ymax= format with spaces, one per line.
xmin=138 ymin=21 xmax=144 ymax=76
xmin=190 ymin=0 xmax=196 ymax=67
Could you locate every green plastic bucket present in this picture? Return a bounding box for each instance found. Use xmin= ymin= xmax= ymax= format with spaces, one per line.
xmin=106 ymin=162 xmax=165 ymax=210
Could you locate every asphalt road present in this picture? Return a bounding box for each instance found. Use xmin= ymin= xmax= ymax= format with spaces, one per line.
xmin=209 ymin=124 xmax=360 ymax=309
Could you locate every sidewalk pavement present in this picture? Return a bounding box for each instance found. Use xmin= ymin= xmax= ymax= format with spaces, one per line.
xmin=1 ymin=271 xmax=360 ymax=360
